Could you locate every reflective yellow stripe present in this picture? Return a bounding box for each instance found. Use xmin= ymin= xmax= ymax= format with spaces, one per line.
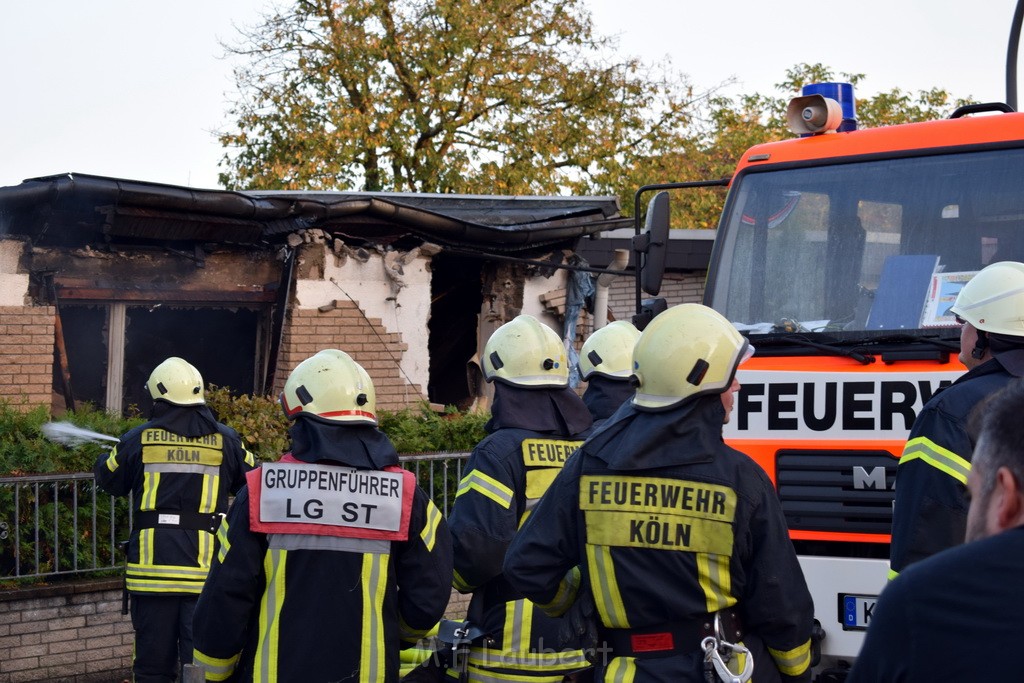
xmin=199 ymin=530 xmax=214 ymax=571
xmin=141 ymin=471 xmax=160 ymax=510
xmin=126 ymin=578 xmax=205 ymax=593
xmin=468 ymin=646 xmax=589 ymax=672
xmin=605 ymin=656 xmax=637 ymax=682
xmin=244 ymin=449 xmax=256 ymax=467
xmin=420 ymin=501 xmax=443 ymax=552
xmin=769 ymin=639 xmax=812 ymax=677
xmin=900 ymin=437 xmax=971 ymax=485
xmin=199 ymin=473 xmax=218 ymax=513
xmin=255 ymin=548 xmax=286 ymax=682
xmin=360 ymin=553 xmax=387 ymax=682
xmin=463 ymin=664 xmax=566 ymax=682
xmin=887 ymin=568 xmax=899 ymax=581
xmin=398 ymin=613 xmax=431 ymax=643
xmin=139 ymin=528 xmax=154 ymax=566
xmin=193 ymin=649 xmax=240 ymax=681
xmin=127 ymin=563 xmax=209 ymax=580
xmin=696 ymin=553 xmax=736 ymax=612
xmin=216 ymin=517 xmax=231 ymax=564
xmin=501 ymin=598 xmax=534 ymax=654
xmin=536 ymin=566 xmax=579 ymax=617
xmin=104 ymin=448 xmax=119 ymax=472
xmin=456 ymin=471 xmax=514 ymax=509
xmin=586 ymin=544 xmax=629 ymax=628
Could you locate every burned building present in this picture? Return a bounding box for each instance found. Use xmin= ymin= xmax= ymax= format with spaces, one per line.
xmin=0 ymin=173 xmax=637 ymax=414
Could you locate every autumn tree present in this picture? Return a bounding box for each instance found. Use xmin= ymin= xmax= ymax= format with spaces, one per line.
xmin=218 ymin=0 xmax=698 ymax=193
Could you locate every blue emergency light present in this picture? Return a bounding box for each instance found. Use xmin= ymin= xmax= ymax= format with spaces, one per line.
xmin=802 ymin=82 xmax=858 ymax=132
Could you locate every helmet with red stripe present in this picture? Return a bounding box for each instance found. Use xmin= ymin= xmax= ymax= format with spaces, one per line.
xmin=280 ymin=349 xmax=377 ymax=425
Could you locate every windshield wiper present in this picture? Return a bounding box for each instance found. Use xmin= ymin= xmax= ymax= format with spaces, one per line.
xmin=752 ymin=335 xmax=875 ymax=365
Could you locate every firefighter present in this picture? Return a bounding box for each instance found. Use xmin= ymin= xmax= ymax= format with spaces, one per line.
xmin=503 ymin=304 xmax=815 ymax=682
xmin=889 ymin=261 xmax=1024 ymax=577
xmin=191 ymin=349 xmax=453 ymax=682
xmin=849 ymin=379 xmax=1024 ymax=681
xmin=579 ymin=321 xmax=641 ymax=426
xmin=93 ymin=357 xmax=255 ymax=683
xmin=447 ymin=314 xmax=594 ymax=681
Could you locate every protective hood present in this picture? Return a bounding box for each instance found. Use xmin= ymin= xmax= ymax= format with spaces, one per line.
xmin=287 ymin=418 xmax=400 ymax=469
xmin=148 ymin=401 xmax=221 ymax=438
xmin=583 ymin=394 xmax=726 ymax=471
xmin=582 ymin=376 xmax=634 ymax=423
xmin=485 ymin=383 xmax=593 ymax=436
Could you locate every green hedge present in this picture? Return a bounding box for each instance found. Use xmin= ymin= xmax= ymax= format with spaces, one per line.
xmin=0 ymin=392 xmax=487 ymax=475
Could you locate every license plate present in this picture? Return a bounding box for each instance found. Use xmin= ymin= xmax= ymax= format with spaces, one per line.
xmin=839 ymin=594 xmax=877 ymax=631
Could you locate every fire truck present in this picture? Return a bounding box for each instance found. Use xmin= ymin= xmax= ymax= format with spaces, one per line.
xmin=634 ymin=83 xmax=1024 ymax=673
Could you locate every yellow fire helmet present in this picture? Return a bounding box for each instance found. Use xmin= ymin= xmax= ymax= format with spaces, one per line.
xmin=632 ymin=303 xmax=752 ymax=411
xmin=146 ymin=357 xmax=205 ymax=406
xmin=280 ymin=349 xmax=377 ymax=425
xmin=579 ymin=321 xmax=641 ymax=380
xmin=482 ymin=314 xmax=569 ymax=388
xmin=949 ymin=261 xmax=1024 ymax=336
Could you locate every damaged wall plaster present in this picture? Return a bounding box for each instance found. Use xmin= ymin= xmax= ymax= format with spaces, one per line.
xmin=0 ymin=239 xmax=30 ymax=306
xmin=293 ymin=243 xmax=431 ymax=397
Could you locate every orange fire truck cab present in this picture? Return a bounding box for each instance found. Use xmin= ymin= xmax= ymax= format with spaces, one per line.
xmin=698 ymin=84 xmax=1024 ymax=672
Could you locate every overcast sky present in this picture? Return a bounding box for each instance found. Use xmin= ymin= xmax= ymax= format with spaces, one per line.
xmin=0 ymin=0 xmax=1017 ymax=190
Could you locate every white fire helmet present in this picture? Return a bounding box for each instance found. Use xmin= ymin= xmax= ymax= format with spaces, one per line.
xmin=949 ymin=261 xmax=1024 ymax=336
xmin=146 ymin=357 xmax=205 ymax=406
xmin=579 ymin=321 xmax=641 ymax=380
xmin=482 ymin=315 xmax=568 ymax=388
xmin=280 ymin=349 xmax=377 ymax=425
xmin=632 ymin=304 xmax=753 ymax=411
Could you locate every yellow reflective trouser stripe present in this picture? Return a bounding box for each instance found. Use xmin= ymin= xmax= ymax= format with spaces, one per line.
xmin=696 ymin=552 xmax=736 ymax=613
xmin=900 ymin=437 xmax=971 ymax=485
xmin=360 ymin=552 xmax=388 ymax=682
xmin=456 ymin=471 xmax=514 ymax=509
xmin=604 ymin=656 xmax=637 ymax=683
xmin=193 ymin=649 xmax=240 ymax=681
xmin=537 ymin=566 xmax=579 ymax=617
xmin=502 ymin=598 xmax=534 ymax=654
xmin=255 ymin=548 xmax=286 ymax=682
xmin=216 ymin=517 xmax=231 ymax=564
xmin=769 ymin=639 xmax=812 ymax=677
xmin=586 ymin=544 xmax=629 ymax=628
xmin=105 ymin=447 xmax=119 ymax=472
xmin=421 ymin=501 xmax=443 ymax=552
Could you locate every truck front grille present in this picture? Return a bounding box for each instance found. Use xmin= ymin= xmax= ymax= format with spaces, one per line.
xmin=775 ymin=450 xmax=898 ymax=536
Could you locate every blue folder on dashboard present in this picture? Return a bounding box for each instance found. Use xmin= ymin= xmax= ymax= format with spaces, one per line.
xmin=865 ymin=255 xmax=939 ymax=330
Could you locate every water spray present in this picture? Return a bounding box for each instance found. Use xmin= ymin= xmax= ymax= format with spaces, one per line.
xmin=41 ymin=421 xmax=120 ymax=447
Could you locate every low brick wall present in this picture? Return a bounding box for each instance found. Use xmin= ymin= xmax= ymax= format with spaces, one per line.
xmin=0 ymin=577 xmax=470 ymax=682
xmin=0 ymin=579 xmax=131 ymax=683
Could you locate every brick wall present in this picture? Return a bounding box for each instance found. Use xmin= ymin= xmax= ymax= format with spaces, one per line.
xmin=0 ymin=580 xmax=131 ymax=683
xmin=276 ymin=302 xmax=424 ymax=411
xmin=606 ymin=271 xmax=707 ymax=323
xmin=0 ymin=306 xmax=55 ymax=410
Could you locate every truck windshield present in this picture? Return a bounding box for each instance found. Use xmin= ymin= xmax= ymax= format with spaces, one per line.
xmin=708 ymin=147 xmax=1024 ymax=337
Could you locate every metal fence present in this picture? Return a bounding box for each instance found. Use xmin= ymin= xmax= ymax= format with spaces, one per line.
xmin=0 ymin=452 xmax=470 ymax=582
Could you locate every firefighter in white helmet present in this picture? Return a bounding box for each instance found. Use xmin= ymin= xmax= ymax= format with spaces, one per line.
xmin=890 ymin=261 xmax=1024 ymax=577
xmin=191 ymin=349 xmax=453 ymax=681
xmin=447 ymin=314 xmax=594 ymax=681
xmin=504 ymin=304 xmax=815 ymax=682
xmin=93 ymin=357 xmax=255 ymax=683
xmin=579 ymin=320 xmax=641 ymax=426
